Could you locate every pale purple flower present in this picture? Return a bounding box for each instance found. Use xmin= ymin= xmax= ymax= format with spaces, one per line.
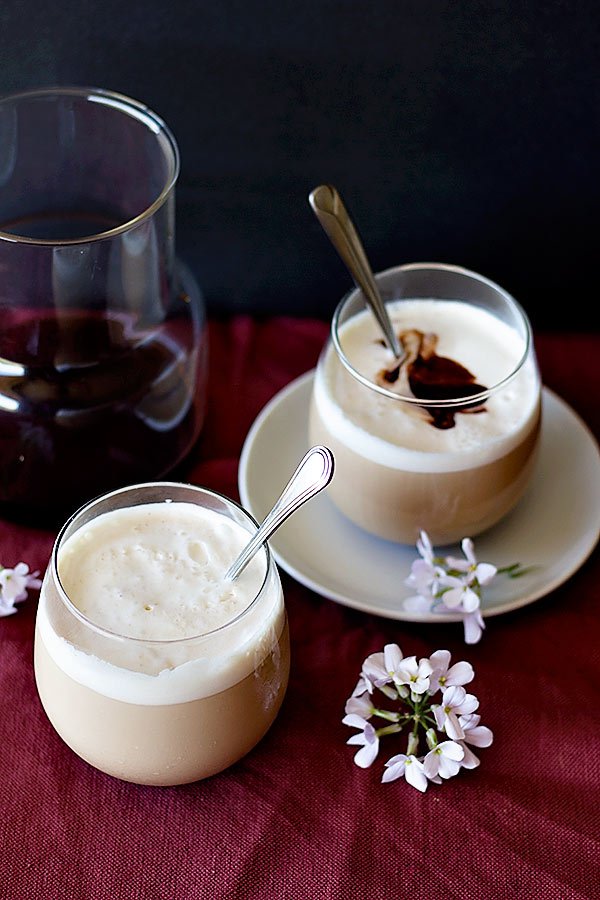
xmin=432 ymin=685 xmax=479 ymax=740
xmin=394 ymin=655 xmax=433 ymax=695
xmin=402 ymin=532 xmax=526 ymax=645
xmin=438 ymin=573 xmax=481 ymax=613
xmin=428 ymin=649 xmax=474 ymax=694
xmin=0 ymin=563 xmax=41 ymax=616
xmin=405 ymin=530 xmax=445 ymax=599
xmin=344 ymin=715 xmax=380 ymax=768
xmin=405 ymin=560 xmax=438 ymax=600
xmin=446 ymin=538 xmax=497 ymax=586
xmin=423 ymin=741 xmax=464 ymax=780
xmin=435 ymin=539 xmax=496 ymax=641
xmin=344 ymin=643 xmax=491 ymax=791
xmin=456 ymin=713 xmax=494 ymax=769
xmin=351 ymin=651 xmax=388 ymax=696
xmin=382 ymin=753 xmax=428 ymax=792
xmin=361 ymin=651 xmax=391 ymax=691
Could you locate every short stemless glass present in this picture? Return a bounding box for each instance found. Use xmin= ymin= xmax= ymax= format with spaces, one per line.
xmin=34 ymin=482 xmax=290 ymax=786
xmin=309 ymin=263 xmax=542 ymax=545
xmin=0 ymin=87 xmax=207 ymax=521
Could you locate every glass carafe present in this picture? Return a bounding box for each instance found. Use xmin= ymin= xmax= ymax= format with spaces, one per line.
xmin=0 ymin=87 xmax=208 ymax=522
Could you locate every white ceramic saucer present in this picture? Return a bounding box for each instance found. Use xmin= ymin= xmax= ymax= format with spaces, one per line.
xmin=238 ymin=371 xmax=600 ymax=622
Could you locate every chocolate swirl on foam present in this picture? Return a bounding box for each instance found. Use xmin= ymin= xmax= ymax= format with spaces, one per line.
xmin=377 ymin=329 xmax=488 ymax=430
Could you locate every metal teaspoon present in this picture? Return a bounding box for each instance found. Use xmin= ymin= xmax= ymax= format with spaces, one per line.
xmin=308 ymin=183 xmax=403 ymax=360
xmin=225 ymin=445 xmax=335 ymax=581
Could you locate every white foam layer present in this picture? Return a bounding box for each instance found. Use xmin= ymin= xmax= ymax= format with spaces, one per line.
xmin=58 ymin=503 xmax=266 ymax=640
xmin=315 ymin=299 xmax=540 ymax=472
xmin=38 ymin=502 xmax=284 ymax=704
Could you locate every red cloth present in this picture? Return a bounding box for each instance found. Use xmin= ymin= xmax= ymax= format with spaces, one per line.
xmin=1 ymin=318 xmax=598 ymax=900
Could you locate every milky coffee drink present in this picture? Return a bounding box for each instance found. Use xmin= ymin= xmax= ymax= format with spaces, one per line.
xmin=34 ymin=490 xmax=289 ymax=785
xmin=309 ymin=295 xmax=541 ymax=544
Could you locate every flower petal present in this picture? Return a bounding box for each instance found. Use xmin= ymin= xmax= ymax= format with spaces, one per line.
xmin=440 ymin=587 xmax=464 ymax=610
xmin=444 ymin=556 xmax=470 ymax=573
xmin=351 ymin=675 xmax=368 ymax=697
xmin=429 ymin=649 xmax=451 ymax=671
xmin=418 ymin=658 xmax=433 ymax=678
xmin=382 ymin=754 xmax=407 ymax=783
xmin=456 ymin=693 xmax=479 ymax=716
xmin=411 ymin=678 xmax=430 ymax=695
xmin=438 ymin=755 xmax=462 ymax=779
xmin=464 ymin=725 xmax=494 ymax=748
xmin=404 ymin=757 xmax=428 ymax=792
xmin=405 ymin=559 xmax=436 ymax=594
xmin=423 ymin=751 xmax=440 ymax=779
xmin=458 ymin=742 xmax=480 ymax=769
xmin=447 ymin=661 xmax=474 ymax=685
xmin=442 ymin=684 xmax=465 ymax=707
xmin=443 ymin=712 xmax=465 ymax=741
xmin=458 ymin=586 xmax=478 ymax=612
xmin=344 ymin=695 xmax=373 ymax=718
xmin=432 ymin=705 xmax=445 ymax=730
xmin=384 ymin=643 xmax=403 ymax=672
xmin=461 ymin=538 xmax=476 ymax=565
xmin=459 ymin=713 xmax=480 ymax=729
xmin=354 ymin=739 xmax=379 ymax=768
xmin=463 ymin=611 xmax=485 ymax=644
xmin=362 ymin=652 xmax=387 ymax=687
xmin=475 ymin=562 xmax=497 ymax=585
xmin=342 ymin=713 xmax=368 ymax=729
xmin=439 ymin=740 xmax=464 ymax=761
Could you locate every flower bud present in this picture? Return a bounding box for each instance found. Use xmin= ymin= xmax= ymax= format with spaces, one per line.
xmin=425 ymin=728 xmax=438 ymax=750
xmin=406 ymin=732 xmax=419 ymax=757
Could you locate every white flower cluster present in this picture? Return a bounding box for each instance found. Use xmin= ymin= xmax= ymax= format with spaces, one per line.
xmin=343 ymin=645 xmax=493 ymax=792
xmin=403 ymin=531 xmax=499 ymax=644
xmin=0 ymin=562 xmax=41 ymax=616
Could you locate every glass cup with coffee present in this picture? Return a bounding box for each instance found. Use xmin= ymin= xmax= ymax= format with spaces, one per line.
xmin=34 ymin=482 xmax=290 ymax=786
xmin=309 ymin=262 xmax=542 ymax=546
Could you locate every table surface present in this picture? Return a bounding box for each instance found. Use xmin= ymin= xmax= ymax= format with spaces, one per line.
xmin=1 ymin=318 xmax=599 ymax=900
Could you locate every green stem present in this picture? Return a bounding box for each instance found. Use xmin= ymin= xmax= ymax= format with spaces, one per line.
xmin=376 ymin=723 xmax=403 ymax=738
xmin=373 ymin=708 xmax=404 ymax=723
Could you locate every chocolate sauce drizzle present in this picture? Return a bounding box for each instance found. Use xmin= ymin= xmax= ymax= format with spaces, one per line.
xmin=377 ymin=329 xmax=487 ymax=429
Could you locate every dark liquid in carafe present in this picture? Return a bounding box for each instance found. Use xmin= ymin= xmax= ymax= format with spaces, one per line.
xmin=0 ymin=307 xmax=205 ymax=524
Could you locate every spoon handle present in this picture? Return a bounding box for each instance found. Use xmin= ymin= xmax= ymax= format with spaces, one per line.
xmin=225 ymin=445 xmax=335 ymax=581
xmin=308 ymin=184 xmax=403 ymax=359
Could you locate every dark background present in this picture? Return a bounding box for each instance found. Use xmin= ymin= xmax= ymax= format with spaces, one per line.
xmin=0 ymin=1 xmax=598 ymax=331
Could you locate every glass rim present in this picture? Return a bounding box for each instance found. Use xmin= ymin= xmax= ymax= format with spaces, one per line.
xmin=50 ymin=481 xmax=274 ymax=647
xmin=331 ymin=261 xmax=533 ymax=408
xmin=0 ymin=85 xmax=180 ymax=247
